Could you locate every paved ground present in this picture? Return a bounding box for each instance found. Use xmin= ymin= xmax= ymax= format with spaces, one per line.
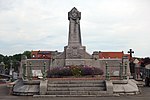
xmin=0 ymin=84 xmax=150 ymax=100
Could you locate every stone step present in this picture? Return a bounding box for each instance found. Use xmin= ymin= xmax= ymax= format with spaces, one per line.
xmin=46 ymin=79 xmax=106 ymax=96
xmin=46 ymin=90 xmax=107 ymax=95
xmin=34 ymin=94 xmax=119 ymax=97
xmin=48 ymin=80 xmax=104 ymax=84
xmin=47 ymin=87 xmax=106 ymax=91
xmin=47 ymin=83 xmax=105 ymax=87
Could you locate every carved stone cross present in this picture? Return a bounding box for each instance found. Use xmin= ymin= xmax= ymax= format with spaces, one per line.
xmin=128 ymin=49 xmax=134 ymax=58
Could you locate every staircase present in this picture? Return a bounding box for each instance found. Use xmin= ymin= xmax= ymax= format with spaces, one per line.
xmin=46 ymin=79 xmax=106 ymax=96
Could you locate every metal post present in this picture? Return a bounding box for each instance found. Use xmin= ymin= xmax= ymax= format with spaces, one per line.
xmin=120 ymin=62 xmax=123 ymax=80
xmin=43 ymin=62 xmax=46 ymax=80
xmin=106 ymin=62 xmax=108 ymax=80
xmin=29 ymin=62 xmax=32 ymax=80
xmin=106 ymin=62 xmax=110 ymax=80
xmin=107 ymin=72 xmax=110 ymax=81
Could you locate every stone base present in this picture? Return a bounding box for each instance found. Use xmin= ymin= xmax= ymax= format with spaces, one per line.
xmin=113 ymin=80 xmax=139 ymax=94
xmin=106 ymin=79 xmax=140 ymax=95
xmin=40 ymin=80 xmax=48 ymax=95
xmin=12 ymin=79 xmax=40 ymax=96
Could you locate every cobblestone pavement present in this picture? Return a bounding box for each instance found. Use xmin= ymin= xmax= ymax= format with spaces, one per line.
xmin=0 ymin=84 xmax=150 ymax=100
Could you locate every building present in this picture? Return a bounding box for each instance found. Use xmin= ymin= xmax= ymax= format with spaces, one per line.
xmin=31 ymin=51 xmax=52 ymax=59
xmin=99 ymin=51 xmax=124 ymax=59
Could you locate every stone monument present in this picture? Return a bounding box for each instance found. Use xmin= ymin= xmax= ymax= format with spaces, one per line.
xmin=64 ymin=7 xmax=91 ymax=66
xmin=19 ymin=7 xmax=130 ymax=78
xmin=13 ymin=7 xmax=140 ymax=96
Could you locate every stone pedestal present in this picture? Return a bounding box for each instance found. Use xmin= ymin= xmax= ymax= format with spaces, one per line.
xmin=65 ymin=46 xmax=86 ymax=59
xmin=40 ymin=80 xmax=48 ymax=95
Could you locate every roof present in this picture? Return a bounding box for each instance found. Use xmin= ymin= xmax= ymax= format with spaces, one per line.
xmin=99 ymin=52 xmax=124 ymax=59
xmin=31 ymin=51 xmax=51 ymax=59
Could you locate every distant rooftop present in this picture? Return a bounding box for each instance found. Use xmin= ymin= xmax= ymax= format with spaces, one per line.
xmin=99 ymin=52 xmax=124 ymax=59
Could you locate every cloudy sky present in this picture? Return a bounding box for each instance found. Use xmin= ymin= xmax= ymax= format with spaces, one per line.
xmin=0 ymin=0 xmax=150 ymax=57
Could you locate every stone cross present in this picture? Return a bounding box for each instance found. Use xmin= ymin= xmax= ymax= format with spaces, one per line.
xmin=128 ymin=49 xmax=134 ymax=58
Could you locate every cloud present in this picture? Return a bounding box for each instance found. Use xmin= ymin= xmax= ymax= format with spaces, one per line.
xmin=0 ymin=0 xmax=150 ymax=57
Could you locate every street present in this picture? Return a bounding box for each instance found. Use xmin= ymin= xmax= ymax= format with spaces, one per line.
xmin=0 ymin=84 xmax=150 ymax=100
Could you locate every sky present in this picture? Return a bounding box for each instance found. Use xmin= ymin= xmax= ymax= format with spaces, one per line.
xmin=0 ymin=0 xmax=150 ymax=57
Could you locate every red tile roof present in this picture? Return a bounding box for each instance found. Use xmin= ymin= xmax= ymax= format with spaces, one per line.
xmin=99 ymin=52 xmax=124 ymax=59
xmin=31 ymin=51 xmax=51 ymax=59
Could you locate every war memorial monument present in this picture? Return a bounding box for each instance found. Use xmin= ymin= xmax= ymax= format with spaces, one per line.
xmin=12 ymin=7 xmax=139 ymax=96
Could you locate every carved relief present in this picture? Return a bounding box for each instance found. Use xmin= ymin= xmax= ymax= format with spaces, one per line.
xmin=68 ymin=7 xmax=81 ymax=20
xmin=66 ymin=46 xmax=84 ymax=59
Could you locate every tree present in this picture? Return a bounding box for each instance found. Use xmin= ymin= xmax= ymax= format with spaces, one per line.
xmin=22 ymin=51 xmax=31 ymax=59
xmin=0 ymin=51 xmax=32 ymax=74
xmin=0 ymin=54 xmax=4 ymax=62
xmin=140 ymin=57 xmax=150 ymax=67
xmin=13 ymin=54 xmax=22 ymax=61
xmin=144 ymin=57 xmax=150 ymax=65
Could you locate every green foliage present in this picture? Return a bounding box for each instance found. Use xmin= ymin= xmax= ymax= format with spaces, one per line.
xmin=13 ymin=54 xmax=22 ymax=61
xmin=23 ymin=51 xmax=31 ymax=59
xmin=71 ymin=67 xmax=82 ymax=77
xmin=0 ymin=51 xmax=31 ymax=73
xmin=0 ymin=54 xmax=4 ymax=63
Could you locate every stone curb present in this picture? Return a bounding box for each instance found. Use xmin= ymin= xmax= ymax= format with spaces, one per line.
xmin=33 ymin=94 xmax=120 ymax=97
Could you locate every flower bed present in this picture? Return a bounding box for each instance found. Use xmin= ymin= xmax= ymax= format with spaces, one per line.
xmin=47 ymin=65 xmax=104 ymax=78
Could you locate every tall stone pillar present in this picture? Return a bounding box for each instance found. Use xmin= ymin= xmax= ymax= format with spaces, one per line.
xmin=65 ymin=7 xmax=90 ymax=60
xmin=19 ymin=55 xmax=27 ymax=78
xmin=68 ymin=7 xmax=81 ymax=46
xmin=123 ymin=56 xmax=131 ymax=77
